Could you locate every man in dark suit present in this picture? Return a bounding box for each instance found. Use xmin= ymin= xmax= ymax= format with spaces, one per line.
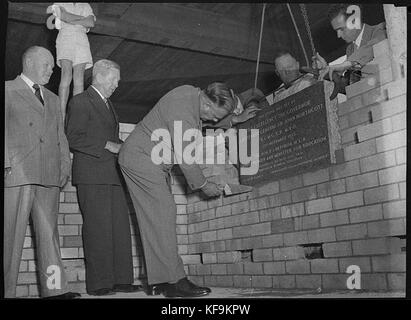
xmin=65 ymin=59 xmax=139 ymax=296
xmin=4 ymin=46 xmax=79 ymax=299
xmin=118 ymin=82 xmax=236 ymax=297
xmin=313 ymin=4 xmax=387 ymax=82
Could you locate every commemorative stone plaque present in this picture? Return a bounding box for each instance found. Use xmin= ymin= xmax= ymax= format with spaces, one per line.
xmin=238 ymin=81 xmax=340 ymax=186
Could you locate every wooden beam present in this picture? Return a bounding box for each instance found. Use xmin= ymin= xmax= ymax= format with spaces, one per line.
xmin=7 ymin=2 xmax=282 ymax=64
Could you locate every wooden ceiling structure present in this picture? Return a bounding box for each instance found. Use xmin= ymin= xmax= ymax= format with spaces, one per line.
xmin=5 ymin=2 xmax=385 ymax=123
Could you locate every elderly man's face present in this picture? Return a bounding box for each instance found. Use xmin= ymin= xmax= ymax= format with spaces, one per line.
xmin=28 ymin=50 xmax=54 ymax=85
xmin=199 ymin=97 xmax=230 ymax=123
xmin=331 ymin=13 xmax=360 ymax=43
xmin=97 ymin=68 xmax=120 ymax=98
xmin=275 ymin=54 xmax=300 ymax=85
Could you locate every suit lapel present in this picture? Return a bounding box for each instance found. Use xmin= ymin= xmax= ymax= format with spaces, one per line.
xmin=359 ymin=23 xmax=372 ymax=47
xmin=86 ymin=86 xmax=115 ymax=127
xmin=107 ymin=98 xmax=119 ymax=127
xmin=41 ymin=88 xmax=56 ymax=137
xmin=13 ymin=76 xmax=44 ymax=115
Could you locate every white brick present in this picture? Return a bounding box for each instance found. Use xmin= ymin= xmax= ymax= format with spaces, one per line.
xmin=359 ymin=150 xmax=396 ymax=172
xmin=364 ymin=184 xmax=400 ymax=204
xmin=306 ymin=198 xmax=332 ymax=214
xmin=378 ymin=165 xmax=406 ymax=185
xmin=339 ymin=257 xmax=372 ymax=273
xmin=383 ymin=200 xmax=406 ymax=219
xmin=320 ymin=210 xmax=349 ymax=227
xmin=372 ymin=254 xmax=406 ymax=272
xmin=23 ymin=237 xmax=32 ymax=248
xmin=336 ymin=224 xmax=367 ymax=240
xmin=338 ymin=95 xmax=362 ymax=116
xmin=332 ymin=191 xmax=364 ymax=210
xmin=370 ymin=94 xmax=406 ymax=121
xmin=386 ymin=79 xmax=407 ymax=99
xmin=375 ymin=130 xmax=406 ymax=153
xmin=345 ymin=172 xmax=379 ymax=192
xmin=399 ymin=182 xmax=406 ymax=199
xmin=61 ymin=248 xmax=79 ymax=259
xmin=64 ymin=214 xmax=83 ymax=225
xmin=362 ymin=54 xmax=392 ymax=74
xmin=59 ymin=203 xmax=80 ymax=214
xmin=391 ymin=112 xmax=407 ymax=131
xmin=307 ymin=228 xmax=336 ymax=243
xmin=280 ymin=202 xmax=305 ymax=218
xmin=343 ymin=139 xmax=376 ymax=161
xmin=181 ymin=254 xmax=202 ymax=264
xmin=346 ymin=67 xmax=393 ymax=98
xmin=341 ymin=126 xmax=361 ymax=144
xmin=356 ymin=118 xmax=392 ymax=142
xmin=58 ymin=225 xmax=79 ymax=236
xmin=349 ymin=204 xmax=383 ymax=223
xmin=367 ymin=219 xmax=405 ymax=238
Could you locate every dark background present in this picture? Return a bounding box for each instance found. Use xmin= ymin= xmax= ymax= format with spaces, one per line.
xmin=5 ymin=2 xmax=386 ymax=123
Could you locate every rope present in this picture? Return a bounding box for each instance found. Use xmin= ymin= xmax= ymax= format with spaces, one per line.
xmin=286 ymin=3 xmax=309 ymax=66
xmin=254 ymin=3 xmax=266 ymax=89
xmin=299 ymin=3 xmax=316 ymax=57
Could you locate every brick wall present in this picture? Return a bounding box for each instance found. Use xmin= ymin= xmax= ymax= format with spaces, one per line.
xmin=183 ymin=39 xmax=406 ymax=292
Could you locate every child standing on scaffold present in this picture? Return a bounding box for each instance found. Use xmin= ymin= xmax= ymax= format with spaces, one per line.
xmin=47 ymin=3 xmax=95 ymax=120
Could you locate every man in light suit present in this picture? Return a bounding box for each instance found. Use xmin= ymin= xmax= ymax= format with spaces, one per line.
xmin=4 ymin=46 xmax=79 ymax=299
xmin=118 ymin=82 xmax=235 ymax=297
xmin=65 ymin=59 xmax=138 ymax=296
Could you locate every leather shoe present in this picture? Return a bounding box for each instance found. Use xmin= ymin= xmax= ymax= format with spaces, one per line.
xmin=182 ymin=277 xmax=211 ymax=294
xmin=113 ymin=284 xmax=142 ymax=293
xmin=145 ymin=283 xmax=168 ymax=296
xmin=162 ymin=278 xmax=211 ymax=298
xmin=88 ymin=288 xmax=115 ymax=296
xmin=43 ymin=292 xmax=81 ymax=299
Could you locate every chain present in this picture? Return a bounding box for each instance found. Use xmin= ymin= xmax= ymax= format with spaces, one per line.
xmin=299 ymin=3 xmax=316 ymax=57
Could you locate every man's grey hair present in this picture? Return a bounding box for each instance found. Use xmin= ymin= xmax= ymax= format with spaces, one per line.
xmin=92 ymin=59 xmax=120 ymax=79
xmin=22 ymin=46 xmax=51 ymax=66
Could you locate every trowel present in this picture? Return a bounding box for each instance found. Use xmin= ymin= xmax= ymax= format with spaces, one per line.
xmin=223 ymin=183 xmax=253 ymax=196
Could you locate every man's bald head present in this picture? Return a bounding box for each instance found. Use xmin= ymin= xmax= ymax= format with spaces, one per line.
xmin=22 ymin=46 xmax=55 ymax=85
xmin=273 ymin=49 xmax=301 ymax=86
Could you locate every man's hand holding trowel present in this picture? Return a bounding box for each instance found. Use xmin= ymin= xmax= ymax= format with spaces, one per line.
xmin=201 ymin=180 xmax=252 ymax=197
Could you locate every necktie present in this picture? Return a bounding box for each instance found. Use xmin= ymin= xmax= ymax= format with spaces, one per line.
xmin=103 ymin=97 xmax=110 ymax=110
xmin=105 ymin=98 xmax=116 ymax=121
xmin=32 ymin=84 xmax=44 ymax=105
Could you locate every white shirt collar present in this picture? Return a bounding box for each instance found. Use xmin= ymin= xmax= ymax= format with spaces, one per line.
xmin=90 ymin=85 xmax=106 ymax=102
xmin=20 ymin=73 xmax=43 ymax=98
xmin=354 ymin=24 xmax=365 ymax=48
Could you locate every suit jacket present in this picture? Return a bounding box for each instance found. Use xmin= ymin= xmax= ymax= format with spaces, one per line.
xmin=119 ymin=85 xmax=206 ymax=190
xmin=4 ymin=76 xmax=70 ymax=187
xmin=346 ymin=22 xmax=387 ymax=67
xmin=65 ymin=86 xmax=123 ymax=185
